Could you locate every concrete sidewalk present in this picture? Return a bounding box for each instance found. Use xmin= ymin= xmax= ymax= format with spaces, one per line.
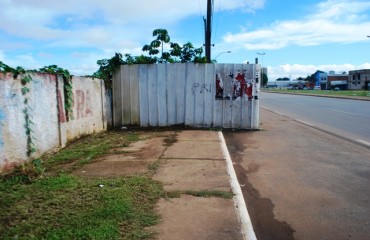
xmin=75 ymin=129 xmax=255 ymax=239
xmin=150 ymin=130 xmax=250 ymax=240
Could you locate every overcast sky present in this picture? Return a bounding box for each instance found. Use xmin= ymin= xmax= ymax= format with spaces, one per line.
xmin=1 ymin=0 xmax=370 ymax=80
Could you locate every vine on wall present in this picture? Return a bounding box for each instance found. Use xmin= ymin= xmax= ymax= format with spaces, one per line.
xmin=38 ymin=65 xmax=74 ymax=121
xmin=20 ymin=74 xmax=36 ymax=157
xmin=1 ymin=61 xmax=74 ymax=158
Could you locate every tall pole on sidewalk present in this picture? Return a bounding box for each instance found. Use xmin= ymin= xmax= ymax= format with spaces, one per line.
xmin=205 ymin=0 xmax=212 ymax=63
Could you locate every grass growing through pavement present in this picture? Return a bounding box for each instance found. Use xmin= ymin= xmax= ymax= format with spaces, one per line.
xmin=0 ymin=130 xmax=164 ymax=240
xmin=166 ymin=190 xmax=234 ymax=199
xmin=42 ymin=131 xmax=140 ymax=172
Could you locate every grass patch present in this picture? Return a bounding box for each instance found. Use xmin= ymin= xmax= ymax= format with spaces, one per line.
xmin=42 ymin=131 xmax=141 ymax=172
xmin=0 ymin=175 xmax=164 ymax=240
xmin=0 ymin=130 xmax=165 ymax=240
xmin=264 ymin=89 xmax=370 ymax=97
xmin=166 ymin=190 xmax=234 ymax=199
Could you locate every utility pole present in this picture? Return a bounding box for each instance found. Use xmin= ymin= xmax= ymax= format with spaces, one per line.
xmin=205 ymin=0 xmax=212 ymax=63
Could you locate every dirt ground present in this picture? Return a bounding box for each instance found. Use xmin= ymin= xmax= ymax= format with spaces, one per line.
xmin=72 ymin=129 xmax=244 ymax=240
xmin=73 ymin=131 xmax=175 ymax=177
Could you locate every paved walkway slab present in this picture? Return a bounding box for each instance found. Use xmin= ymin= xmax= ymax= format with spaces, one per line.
xmin=153 ymin=159 xmax=230 ymax=191
xmin=151 ymin=195 xmax=243 ymax=240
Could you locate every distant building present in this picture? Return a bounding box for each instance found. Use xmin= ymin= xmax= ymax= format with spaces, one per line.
xmin=275 ymin=78 xmax=291 ymax=88
xmin=262 ymin=67 xmax=268 ymax=76
xmin=266 ymin=78 xmax=291 ymax=88
xmin=327 ymin=71 xmax=348 ymax=90
xmin=266 ymin=81 xmax=277 ymax=88
xmin=348 ymin=69 xmax=370 ymax=90
xmin=313 ymin=70 xmax=348 ymax=90
xmin=314 ymin=71 xmax=327 ymax=89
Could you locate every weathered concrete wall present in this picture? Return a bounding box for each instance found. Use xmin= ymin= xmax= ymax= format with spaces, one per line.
xmin=0 ymin=73 xmax=112 ymax=173
xmin=105 ymin=89 xmax=113 ymax=128
xmin=57 ymin=76 xmax=107 ymax=147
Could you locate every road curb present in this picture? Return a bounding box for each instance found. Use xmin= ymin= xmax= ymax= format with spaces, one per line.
xmin=262 ymin=90 xmax=370 ymax=101
xmin=218 ymin=131 xmax=257 ymax=240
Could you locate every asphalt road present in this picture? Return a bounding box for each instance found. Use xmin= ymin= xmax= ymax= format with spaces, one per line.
xmin=259 ymin=92 xmax=370 ymax=147
xmin=223 ymin=100 xmax=370 ymax=240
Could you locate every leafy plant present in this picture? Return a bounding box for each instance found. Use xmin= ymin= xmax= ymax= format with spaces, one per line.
xmin=93 ymin=53 xmax=125 ymax=88
xmin=262 ymin=72 xmax=268 ymax=87
xmin=93 ymin=28 xmax=207 ymax=88
xmin=0 ymin=61 xmax=26 ymax=78
xmin=142 ymin=28 xmax=171 ymax=62
xmin=142 ymin=29 xmax=206 ymax=64
xmin=39 ymin=65 xmax=74 ymax=121
xmin=20 ymin=74 xmax=36 ymax=157
xmin=3 ymin=158 xmax=45 ymax=184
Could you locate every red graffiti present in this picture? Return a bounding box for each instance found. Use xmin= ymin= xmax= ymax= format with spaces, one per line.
xmin=57 ymin=89 xmax=93 ymax=122
xmin=232 ymin=70 xmax=253 ymax=100
xmin=215 ymin=73 xmax=224 ymax=99
xmin=75 ymin=90 xmax=85 ymax=119
xmin=85 ymin=90 xmax=92 ymax=117
xmin=57 ymin=89 xmax=67 ymax=123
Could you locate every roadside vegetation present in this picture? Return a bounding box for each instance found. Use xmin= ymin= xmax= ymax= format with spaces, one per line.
xmin=0 ymin=129 xmax=234 ymax=239
xmin=92 ymin=28 xmax=207 ymax=88
xmin=0 ymin=27 xmax=235 ymax=239
xmin=263 ymin=88 xmax=370 ymax=98
xmin=0 ymin=131 xmax=164 ymax=240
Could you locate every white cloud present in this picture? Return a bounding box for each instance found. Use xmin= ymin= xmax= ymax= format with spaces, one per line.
xmin=224 ymin=0 xmax=370 ymax=50
xmin=217 ymin=0 xmax=265 ymax=12
xmin=0 ymin=0 xmax=266 ymax=73
xmin=0 ymin=0 xmax=265 ymax=41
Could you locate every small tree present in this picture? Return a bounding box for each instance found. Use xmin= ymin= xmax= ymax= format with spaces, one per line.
xmin=94 ymin=29 xmax=208 ymax=87
xmin=142 ymin=28 xmax=171 ymax=62
xmin=169 ymin=42 xmax=205 ymax=63
xmin=262 ymin=72 xmax=268 ymax=87
xmin=93 ymin=53 xmax=124 ymax=87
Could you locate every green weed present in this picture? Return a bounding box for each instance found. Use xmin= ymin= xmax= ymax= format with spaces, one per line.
xmin=42 ymin=131 xmax=141 ymax=171
xmin=0 ymin=175 xmax=163 ymax=240
xmin=0 ymin=130 xmax=163 ymax=239
xmin=166 ymin=190 xmax=234 ymax=199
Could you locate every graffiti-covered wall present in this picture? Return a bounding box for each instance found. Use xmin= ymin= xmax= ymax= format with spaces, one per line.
xmin=0 ymin=73 xmax=112 ymax=172
xmin=113 ymin=63 xmax=260 ymax=129
xmin=57 ymin=76 xmax=108 ymax=146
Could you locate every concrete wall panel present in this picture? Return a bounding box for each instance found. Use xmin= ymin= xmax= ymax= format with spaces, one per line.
xmin=148 ymin=64 xmax=158 ymax=126
xmin=139 ymin=65 xmax=149 ymax=126
xmin=0 ymin=73 xmax=28 ymax=170
xmin=166 ymin=64 xmax=177 ymax=125
xmin=157 ymin=64 xmax=167 ymax=126
xmin=29 ymin=74 xmax=60 ymax=155
xmin=61 ymin=76 xmax=106 ymax=145
xmin=175 ymin=63 xmax=186 ymax=123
